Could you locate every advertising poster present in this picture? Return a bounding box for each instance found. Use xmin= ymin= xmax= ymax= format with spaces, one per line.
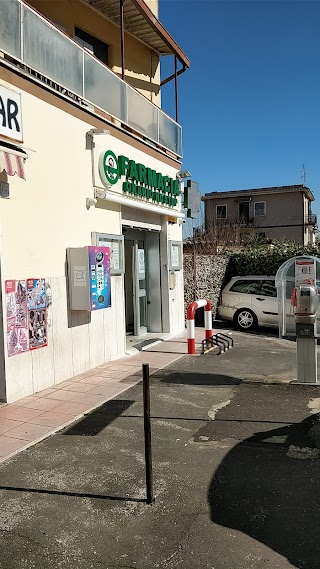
xmin=28 ymin=308 xmax=47 ymax=350
xmin=88 ymin=246 xmax=111 ymax=311
xmin=27 ymin=279 xmax=47 ymax=350
xmin=5 ymin=279 xmax=29 ymax=356
xmin=27 ymin=278 xmax=46 ymax=310
xmin=295 ymin=260 xmax=316 ymax=287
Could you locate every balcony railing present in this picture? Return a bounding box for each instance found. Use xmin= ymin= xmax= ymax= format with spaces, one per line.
xmin=306 ymin=213 xmax=317 ymax=226
xmin=0 ymin=0 xmax=182 ymax=157
xmin=215 ymin=216 xmax=255 ymax=227
xmin=238 ymin=216 xmax=254 ymax=227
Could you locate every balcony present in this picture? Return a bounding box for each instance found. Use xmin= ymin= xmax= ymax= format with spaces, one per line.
xmin=238 ymin=216 xmax=255 ymax=227
xmin=0 ymin=0 xmax=182 ymax=157
xmin=306 ymin=213 xmax=317 ymax=226
xmin=215 ymin=216 xmax=255 ymax=228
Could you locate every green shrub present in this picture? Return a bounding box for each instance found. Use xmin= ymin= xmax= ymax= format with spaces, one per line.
xmin=227 ymin=239 xmax=320 ymax=278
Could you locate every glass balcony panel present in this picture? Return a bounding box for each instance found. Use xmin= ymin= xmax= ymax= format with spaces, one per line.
xmin=127 ymin=86 xmax=158 ymax=141
xmin=0 ymin=1 xmax=182 ymax=156
xmin=159 ymin=112 xmax=182 ymax=156
xmin=0 ymin=0 xmax=21 ymax=60
xmin=23 ymin=8 xmax=83 ymax=96
xmin=84 ymin=53 xmax=127 ymax=122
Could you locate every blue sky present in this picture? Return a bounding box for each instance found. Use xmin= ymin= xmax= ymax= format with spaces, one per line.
xmin=160 ymin=0 xmax=320 ymax=217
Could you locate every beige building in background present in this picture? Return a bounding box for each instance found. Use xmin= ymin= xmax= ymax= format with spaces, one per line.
xmin=0 ymin=0 xmax=190 ymax=402
xmin=203 ymin=185 xmax=318 ymax=245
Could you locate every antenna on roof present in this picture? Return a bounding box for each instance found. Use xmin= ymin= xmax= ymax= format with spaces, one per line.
xmin=300 ymin=164 xmax=308 ymax=184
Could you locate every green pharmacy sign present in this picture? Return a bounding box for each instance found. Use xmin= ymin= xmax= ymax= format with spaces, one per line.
xmin=184 ymin=180 xmax=201 ymax=218
xmin=99 ymin=150 xmax=180 ymax=207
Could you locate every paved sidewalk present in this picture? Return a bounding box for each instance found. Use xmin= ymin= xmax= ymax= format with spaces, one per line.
xmin=0 ymin=328 xmax=208 ymax=464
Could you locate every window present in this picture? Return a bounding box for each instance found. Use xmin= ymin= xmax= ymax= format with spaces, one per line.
xmin=260 ymin=280 xmax=277 ymax=297
xmin=230 ymin=280 xmax=261 ymax=294
xmin=216 ymin=205 xmax=227 ymax=219
xmin=74 ymin=27 xmax=109 ymax=66
xmin=254 ymin=201 xmax=266 ymax=217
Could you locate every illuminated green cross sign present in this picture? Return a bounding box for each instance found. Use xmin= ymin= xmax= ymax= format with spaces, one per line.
xmin=184 ymin=180 xmax=201 ymax=218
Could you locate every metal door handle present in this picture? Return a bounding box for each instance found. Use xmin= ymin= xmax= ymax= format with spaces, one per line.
xmin=256 ymin=297 xmax=265 ymax=301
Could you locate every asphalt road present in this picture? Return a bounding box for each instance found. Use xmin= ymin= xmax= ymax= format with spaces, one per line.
xmin=0 ymin=330 xmax=319 ymax=568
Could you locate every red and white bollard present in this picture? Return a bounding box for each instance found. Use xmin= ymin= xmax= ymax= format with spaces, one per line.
xmin=186 ymin=299 xmax=213 ymax=355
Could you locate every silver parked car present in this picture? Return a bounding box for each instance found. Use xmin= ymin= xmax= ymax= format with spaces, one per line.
xmin=218 ymin=275 xmax=283 ymax=331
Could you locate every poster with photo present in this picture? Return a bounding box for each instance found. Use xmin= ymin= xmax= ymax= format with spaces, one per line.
xmin=7 ymin=327 xmax=29 ymax=357
xmin=5 ymin=280 xmax=16 ymax=320
xmin=28 ymin=308 xmax=47 ymax=350
xmin=27 ymin=278 xmax=47 ymax=350
xmin=5 ymin=279 xmax=29 ymax=356
xmin=27 ymin=278 xmax=46 ymax=310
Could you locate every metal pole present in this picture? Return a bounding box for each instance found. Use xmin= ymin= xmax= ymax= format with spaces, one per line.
xmin=142 ymin=363 xmax=154 ymax=504
xmin=120 ymin=0 xmax=125 ymax=81
xmin=193 ymin=241 xmax=197 ymax=301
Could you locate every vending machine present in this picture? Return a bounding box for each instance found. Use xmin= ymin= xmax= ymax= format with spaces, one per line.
xmin=67 ymin=246 xmax=111 ymax=311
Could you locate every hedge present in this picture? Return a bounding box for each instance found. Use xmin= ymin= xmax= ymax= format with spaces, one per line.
xmin=227 ymin=239 xmax=320 ymax=278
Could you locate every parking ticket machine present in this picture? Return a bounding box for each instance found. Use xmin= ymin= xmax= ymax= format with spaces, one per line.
xmin=292 ymin=285 xmax=319 ymax=334
xmin=291 ymin=283 xmax=319 ymax=383
xmin=276 ymin=256 xmax=320 ymax=385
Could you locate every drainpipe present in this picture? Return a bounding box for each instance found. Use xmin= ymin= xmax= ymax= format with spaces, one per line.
xmin=120 ymin=0 xmax=125 ymax=80
xmin=174 ymin=56 xmax=178 ymax=123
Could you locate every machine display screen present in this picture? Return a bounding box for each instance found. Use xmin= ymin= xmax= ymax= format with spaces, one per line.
xmin=301 ymin=290 xmax=310 ymax=296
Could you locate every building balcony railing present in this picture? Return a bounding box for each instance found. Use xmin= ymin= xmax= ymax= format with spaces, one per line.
xmin=306 ymin=213 xmax=317 ymax=226
xmin=238 ymin=217 xmax=255 ymax=227
xmin=0 ymin=0 xmax=182 ymax=157
xmin=215 ymin=216 xmax=255 ymax=227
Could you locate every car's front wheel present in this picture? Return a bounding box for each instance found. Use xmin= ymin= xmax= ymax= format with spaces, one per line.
xmin=234 ymin=308 xmax=257 ymax=331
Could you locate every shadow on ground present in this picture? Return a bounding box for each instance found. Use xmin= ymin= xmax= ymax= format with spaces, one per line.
xmin=63 ymin=399 xmax=134 ymax=436
xmin=208 ymin=413 xmax=320 ymax=569
xmin=160 ymin=372 xmax=241 ymax=386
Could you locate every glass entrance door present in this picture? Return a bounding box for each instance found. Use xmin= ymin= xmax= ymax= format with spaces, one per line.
xmin=133 ymin=240 xmax=147 ymax=335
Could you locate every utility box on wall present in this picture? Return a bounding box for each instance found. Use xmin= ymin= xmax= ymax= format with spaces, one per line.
xmin=67 ymin=246 xmax=111 ymax=311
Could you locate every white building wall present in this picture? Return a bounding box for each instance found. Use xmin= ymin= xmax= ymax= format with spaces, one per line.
xmin=0 ymin=78 xmax=184 ymax=402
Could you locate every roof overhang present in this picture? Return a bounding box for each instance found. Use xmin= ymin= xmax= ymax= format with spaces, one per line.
xmin=202 ymin=185 xmax=315 ymax=202
xmin=81 ymin=0 xmax=190 ymax=68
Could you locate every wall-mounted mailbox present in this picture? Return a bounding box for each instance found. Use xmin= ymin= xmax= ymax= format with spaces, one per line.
xmin=67 ymin=246 xmax=111 ymax=311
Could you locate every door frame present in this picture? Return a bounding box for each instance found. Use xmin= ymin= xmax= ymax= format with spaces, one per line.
xmin=133 ymin=239 xmax=147 ymax=336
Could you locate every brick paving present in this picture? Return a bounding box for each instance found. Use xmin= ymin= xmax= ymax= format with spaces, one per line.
xmin=0 ymin=329 xmax=207 ymax=463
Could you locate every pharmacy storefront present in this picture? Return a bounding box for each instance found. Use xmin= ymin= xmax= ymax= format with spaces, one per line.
xmin=91 ymin=136 xmax=185 ymax=339
xmin=0 ymin=79 xmax=185 ymax=403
